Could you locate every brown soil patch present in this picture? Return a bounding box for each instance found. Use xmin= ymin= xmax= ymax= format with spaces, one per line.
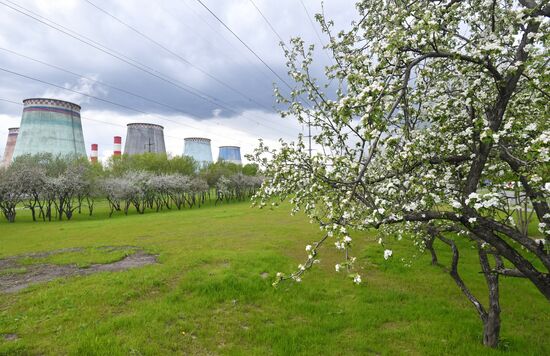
xmin=2 ymin=333 xmax=18 ymax=341
xmin=0 ymin=248 xmax=157 ymax=293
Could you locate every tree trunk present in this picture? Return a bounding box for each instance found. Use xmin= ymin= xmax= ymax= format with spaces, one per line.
xmin=482 ymin=309 xmax=500 ymax=348
xmin=425 ymin=235 xmax=438 ymax=265
xmin=479 ymin=245 xmax=501 ymax=348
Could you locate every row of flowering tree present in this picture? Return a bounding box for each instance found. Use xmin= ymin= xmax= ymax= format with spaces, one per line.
xmin=0 ymin=154 xmax=262 ymax=222
xmin=252 ymin=0 xmax=549 ymax=348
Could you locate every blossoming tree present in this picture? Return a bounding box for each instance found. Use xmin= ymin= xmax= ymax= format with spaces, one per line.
xmin=251 ymin=0 xmax=549 ymax=348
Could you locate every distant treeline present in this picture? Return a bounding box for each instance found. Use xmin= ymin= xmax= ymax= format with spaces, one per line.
xmin=0 ymin=153 xmax=262 ymax=223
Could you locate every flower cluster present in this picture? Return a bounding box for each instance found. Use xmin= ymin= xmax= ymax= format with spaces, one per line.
xmin=251 ymin=0 xmax=549 ymax=292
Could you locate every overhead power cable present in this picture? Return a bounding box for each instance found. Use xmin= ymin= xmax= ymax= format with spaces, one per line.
xmin=0 ymin=47 xmax=199 ymax=119
xmin=248 ymin=0 xmax=285 ymax=44
xmin=0 ymin=0 xmax=223 ymax=106
xmin=83 ymin=0 xmax=273 ymax=113
xmin=0 ymin=0 xmax=296 ymax=137
xmin=0 ymin=47 xmax=295 ymax=139
xmin=180 ymin=0 xmax=275 ymax=87
xmin=194 ymin=0 xmax=294 ymax=90
xmin=0 ymin=66 xmax=263 ymax=146
xmin=298 ymin=0 xmax=334 ymax=65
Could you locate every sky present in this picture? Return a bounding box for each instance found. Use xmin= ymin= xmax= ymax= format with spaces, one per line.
xmin=0 ymin=0 xmax=357 ymax=162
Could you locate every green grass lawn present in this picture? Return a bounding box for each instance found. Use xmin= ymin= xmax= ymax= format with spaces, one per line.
xmin=0 ymin=200 xmax=548 ymax=355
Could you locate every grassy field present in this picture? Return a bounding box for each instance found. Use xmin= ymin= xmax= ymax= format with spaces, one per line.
xmin=0 ymin=200 xmax=548 ymax=355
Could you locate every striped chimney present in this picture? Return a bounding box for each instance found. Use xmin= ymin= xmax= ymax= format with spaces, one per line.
xmin=113 ymin=136 xmax=122 ymax=157
xmin=90 ymin=144 xmax=98 ymax=163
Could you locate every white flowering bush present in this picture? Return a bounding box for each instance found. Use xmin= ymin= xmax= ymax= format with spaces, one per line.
xmin=252 ymin=0 xmax=549 ymax=348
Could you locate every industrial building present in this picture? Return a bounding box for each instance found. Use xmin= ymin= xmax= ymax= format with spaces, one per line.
xmin=4 ymin=100 xmax=244 ymax=163
xmin=2 ymin=127 xmax=19 ymax=167
xmin=113 ymin=136 xmax=122 ymax=157
xmin=183 ymin=137 xmax=213 ymax=167
xmin=218 ymin=146 xmax=242 ymax=165
xmin=124 ymin=123 xmax=166 ymax=155
xmin=12 ymin=98 xmax=86 ymax=159
xmin=90 ymin=144 xmax=98 ymax=163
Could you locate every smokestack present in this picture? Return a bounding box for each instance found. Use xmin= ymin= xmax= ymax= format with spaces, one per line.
xmin=2 ymin=127 xmax=19 ymax=167
xmin=90 ymin=144 xmax=98 ymax=163
xmin=13 ymin=98 xmax=86 ymax=159
xmin=184 ymin=137 xmax=212 ymax=168
xmin=124 ymin=123 xmax=166 ymax=155
xmin=113 ymin=136 xmax=122 ymax=157
xmin=218 ymin=146 xmax=242 ymax=165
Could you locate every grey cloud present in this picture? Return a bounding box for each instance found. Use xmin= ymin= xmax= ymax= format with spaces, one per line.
xmin=1 ymin=0 xmax=356 ymax=157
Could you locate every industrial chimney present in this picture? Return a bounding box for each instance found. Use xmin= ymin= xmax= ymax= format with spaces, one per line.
xmin=12 ymin=98 xmax=86 ymax=159
xmin=2 ymin=127 xmax=19 ymax=167
xmin=90 ymin=144 xmax=98 ymax=163
xmin=113 ymin=136 xmax=122 ymax=157
xmin=218 ymin=146 xmax=242 ymax=165
xmin=183 ymin=137 xmax=212 ymax=168
xmin=124 ymin=123 xmax=166 ymax=155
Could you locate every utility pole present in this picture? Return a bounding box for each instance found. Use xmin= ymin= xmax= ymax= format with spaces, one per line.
xmin=308 ymin=118 xmax=312 ymax=157
xmin=303 ymin=115 xmax=312 ymax=157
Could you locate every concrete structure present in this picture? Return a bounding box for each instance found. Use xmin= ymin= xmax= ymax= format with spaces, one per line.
xmin=184 ymin=137 xmax=213 ymax=167
xmin=218 ymin=146 xmax=242 ymax=165
xmin=2 ymin=127 xmax=19 ymax=166
xmin=113 ymin=136 xmax=122 ymax=157
xmin=90 ymin=144 xmax=98 ymax=163
xmin=124 ymin=123 xmax=166 ymax=155
xmin=12 ymin=98 xmax=86 ymax=159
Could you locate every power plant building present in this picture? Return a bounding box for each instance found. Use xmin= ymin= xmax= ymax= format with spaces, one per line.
xmin=1 ymin=127 xmax=19 ymax=167
xmin=113 ymin=136 xmax=122 ymax=157
xmin=184 ymin=137 xmax=212 ymax=167
xmin=12 ymin=98 xmax=86 ymax=159
xmin=90 ymin=144 xmax=98 ymax=163
xmin=218 ymin=146 xmax=242 ymax=165
xmin=124 ymin=123 xmax=166 ymax=155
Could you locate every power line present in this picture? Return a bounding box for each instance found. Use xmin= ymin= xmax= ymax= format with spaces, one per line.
xmin=247 ymin=0 xmax=327 ymax=155
xmin=194 ymin=0 xmax=293 ymax=90
xmin=248 ymin=0 xmax=285 ymax=44
xmin=0 ymin=0 xmax=222 ymax=107
xmin=0 ymin=47 xmax=199 ymax=119
xmin=0 ymin=0 xmax=297 ymax=138
xmin=298 ymin=0 xmax=334 ymax=65
xmin=180 ymin=0 xmax=276 ymax=87
xmin=0 ymin=66 xmax=264 ymax=146
xmin=83 ymin=0 xmax=273 ymax=113
xmin=0 ymin=47 xmax=295 ymax=139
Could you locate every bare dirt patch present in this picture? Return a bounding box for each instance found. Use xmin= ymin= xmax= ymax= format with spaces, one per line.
xmin=0 ymin=247 xmax=157 ymax=293
xmin=2 ymin=333 xmax=18 ymax=341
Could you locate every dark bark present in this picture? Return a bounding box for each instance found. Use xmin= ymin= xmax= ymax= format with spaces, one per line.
xmin=437 ymin=235 xmax=502 ymax=347
xmin=478 ymin=246 xmax=501 ymax=348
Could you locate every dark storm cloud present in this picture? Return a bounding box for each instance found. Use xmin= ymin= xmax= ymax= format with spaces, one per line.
xmin=1 ymin=0 xmax=353 ymax=113
xmin=0 ymin=0 xmax=356 ymax=157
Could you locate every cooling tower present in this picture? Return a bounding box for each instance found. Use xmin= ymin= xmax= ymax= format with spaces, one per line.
xmin=90 ymin=144 xmax=98 ymax=163
xmin=218 ymin=146 xmax=242 ymax=165
xmin=2 ymin=127 xmax=19 ymax=166
xmin=184 ymin=137 xmax=213 ymax=167
xmin=12 ymin=98 xmax=86 ymax=159
xmin=124 ymin=123 xmax=166 ymax=155
xmin=113 ymin=136 xmax=122 ymax=157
